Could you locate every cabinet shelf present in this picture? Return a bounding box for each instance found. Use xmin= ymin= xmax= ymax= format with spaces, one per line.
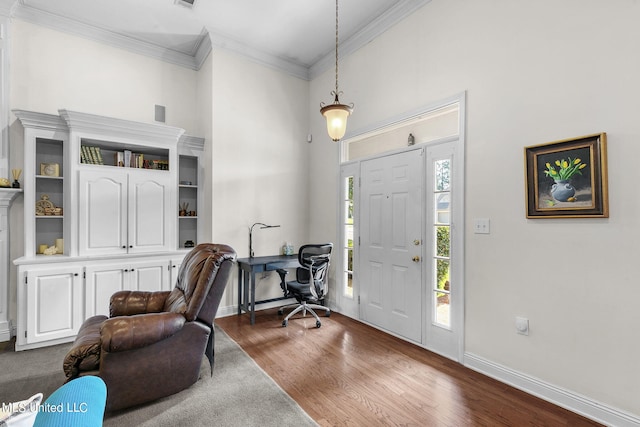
xmin=36 ymin=175 xmax=64 ymax=180
xmin=36 ymin=216 xmax=63 ymax=219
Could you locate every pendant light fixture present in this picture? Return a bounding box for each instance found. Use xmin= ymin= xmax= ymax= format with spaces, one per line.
xmin=320 ymin=0 xmax=354 ymax=142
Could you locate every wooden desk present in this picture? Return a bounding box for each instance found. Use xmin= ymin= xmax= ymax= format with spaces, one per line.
xmin=236 ymin=254 xmax=299 ymax=325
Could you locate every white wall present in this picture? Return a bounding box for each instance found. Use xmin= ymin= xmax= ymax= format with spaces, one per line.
xmin=9 ymin=21 xmax=199 ymax=130
xmin=310 ymin=0 xmax=640 ymax=418
xmin=209 ymin=49 xmax=311 ymax=310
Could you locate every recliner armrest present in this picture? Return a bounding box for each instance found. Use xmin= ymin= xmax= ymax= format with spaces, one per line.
xmin=109 ymin=290 xmax=171 ymax=317
xmin=100 ymin=312 xmax=186 ymax=353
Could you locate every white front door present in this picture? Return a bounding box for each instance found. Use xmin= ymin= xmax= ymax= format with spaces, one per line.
xmin=360 ymin=149 xmax=423 ymax=342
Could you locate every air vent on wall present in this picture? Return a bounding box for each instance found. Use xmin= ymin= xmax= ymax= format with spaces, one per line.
xmin=175 ymin=0 xmax=195 ymax=8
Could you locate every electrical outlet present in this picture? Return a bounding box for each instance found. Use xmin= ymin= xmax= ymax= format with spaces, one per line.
xmin=473 ymin=218 xmax=490 ymax=234
xmin=515 ymin=317 xmax=529 ymax=335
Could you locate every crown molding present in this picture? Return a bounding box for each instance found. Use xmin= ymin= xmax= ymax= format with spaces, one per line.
xmin=13 ymin=109 xmax=66 ymax=131
xmin=9 ymin=0 xmax=430 ymax=79
xmin=12 ymin=2 xmax=203 ymax=70
xmin=207 ymin=29 xmax=310 ymax=81
xmin=309 ymin=0 xmax=431 ymax=80
xmin=179 ymin=134 xmax=205 ymax=151
xmin=59 ymin=109 xmax=185 ymax=145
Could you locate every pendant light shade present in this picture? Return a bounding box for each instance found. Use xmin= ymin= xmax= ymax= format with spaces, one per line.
xmin=320 ymin=97 xmax=353 ymax=142
xmin=320 ymin=0 xmax=353 ymax=142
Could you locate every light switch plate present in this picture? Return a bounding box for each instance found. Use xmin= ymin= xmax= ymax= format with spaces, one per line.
xmin=473 ymin=218 xmax=490 ymax=234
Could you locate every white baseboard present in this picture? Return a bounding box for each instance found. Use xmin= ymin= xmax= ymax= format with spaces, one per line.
xmin=464 ymin=352 xmax=640 ymax=427
xmin=215 ymin=299 xmax=297 ymax=321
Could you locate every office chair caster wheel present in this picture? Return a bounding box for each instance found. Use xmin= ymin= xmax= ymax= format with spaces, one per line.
xmin=282 ymin=320 xmax=288 ymax=327
xmin=325 ymin=310 xmax=331 ymax=317
xmin=277 ymin=309 xmax=283 ymax=315
xmin=316 ymin=321 xmax=321 ymax=328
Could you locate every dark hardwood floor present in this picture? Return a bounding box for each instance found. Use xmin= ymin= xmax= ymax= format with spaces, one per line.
xmin=216 ymin=308 xmax=603 ymax=427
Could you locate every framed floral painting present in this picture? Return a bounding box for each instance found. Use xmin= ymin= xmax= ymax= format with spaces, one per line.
xmin=524 ymin=133 xmax=608 ymax=218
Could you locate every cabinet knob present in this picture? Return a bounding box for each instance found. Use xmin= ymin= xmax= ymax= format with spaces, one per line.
xmin=124 ymin=269 xmax=129 ymax=272
xmin=122 ymin=245 xmax=126 ymax=249
xmin=130 ymin=268 xmax=135 ymax=272
xmin=74 ymin=273 xmax=78 ymax=276
xmin=129 ymin=245 xmax=133 ymax=248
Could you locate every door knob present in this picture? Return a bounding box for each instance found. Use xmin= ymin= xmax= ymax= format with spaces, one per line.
xmin=412 ymin=256 xmax=421 ymax=262
xmin=413 ymin=239 xmax=421 ymax=245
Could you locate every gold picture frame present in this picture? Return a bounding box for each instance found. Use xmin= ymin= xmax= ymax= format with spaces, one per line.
xmin=40 ymin=162 xmax=59 ymax=177
xmin=524 ymin=133 xmax=608 ymax=218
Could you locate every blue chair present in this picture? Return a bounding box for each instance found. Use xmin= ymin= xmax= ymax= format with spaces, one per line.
xmin=33 ymin=376 xmax=106 ymax=427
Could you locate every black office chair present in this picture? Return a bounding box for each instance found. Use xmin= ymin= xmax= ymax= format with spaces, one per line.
xmin=276 ymin=243 xmax=333 ymax=328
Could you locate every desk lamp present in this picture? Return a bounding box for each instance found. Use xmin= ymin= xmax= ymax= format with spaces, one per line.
xmin=249 ymin=222 xmax=280 ymax=258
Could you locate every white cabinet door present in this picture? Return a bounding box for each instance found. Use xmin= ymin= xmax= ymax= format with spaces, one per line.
xmin=25 ymin=266 xmax=83 ymax=345
xmin=128 ymin=172 xmax=172 ymax=253
xmin=169 ymin=256 xmax=185 ymax=289
xmin=85 ymin=264 xmax=128 ymax=317
xmin=79 ymin=170 xmax=128 ymax=256
xmin=85 ymin=259 xmax=170 ymax=316
xmin=79 ymin=170 xmax=173 ymax=256
xmin=130 ymin=258 xmax=170 ymax=292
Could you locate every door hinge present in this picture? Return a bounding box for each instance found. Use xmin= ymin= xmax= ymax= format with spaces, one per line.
xmin=83 ymin=272 xmax=86 ymax=279
xmin=24 ymin=276 xmax=27 ymax=284
xmin=358 ymin=236 xmax=360 ymax=246
xmin=24 ymin=331 xmax=27 ymax=338
xmin=358 ymin=295 xmax=360 ymax=304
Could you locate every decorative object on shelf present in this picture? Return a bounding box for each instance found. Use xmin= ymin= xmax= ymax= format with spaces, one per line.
xmin=35 ymin=194 xmax=55 ymax=216
xmin=524 ymin=132 xmax=608 ymax=218
xmin=11 ymin=169 xmax=22 ymax=188
xmin=190 ymin=210 xmax=196 ymax=216
xmin=0 ymin=177 xmax=9 ymax=187
xmin=249 ymin=222 xmax=281 ymax=258
xmin=184 ymin=240 xmax=195 ymax=248
xmin=407 ymin=133 xmax=415 ymax=146
xmin=320 ymin=0 xmax=354 ymax=142
xmin=40 ymin=162 xmax=60 ymax=177
xmin=180 ymin=202 xmax=189 ymax=216
xmin=55 ymin=238 xmax=64 ymax=254
xmin=282 ymin=242 xmax=294 ymax=256
xmin=38 ymin=244 xmax=48 ymax=254
xmin=180 ymin=180 xmax=192 ymax=185
xmin=43 ymin=245 xmax=58 ymax=255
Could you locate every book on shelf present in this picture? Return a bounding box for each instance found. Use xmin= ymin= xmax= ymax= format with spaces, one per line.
xmin=123 ymin=150 xmax=132 ymax=168
xmin=80 ymin=146 xmax=104 ymax=165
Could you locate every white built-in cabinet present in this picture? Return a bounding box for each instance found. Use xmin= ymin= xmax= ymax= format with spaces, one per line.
xmin=12 ymin=109 xmax=205 ymax=350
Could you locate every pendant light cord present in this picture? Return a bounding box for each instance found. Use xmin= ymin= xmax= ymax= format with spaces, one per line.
xmin=334 ymin=0 xmax=340 ymax=97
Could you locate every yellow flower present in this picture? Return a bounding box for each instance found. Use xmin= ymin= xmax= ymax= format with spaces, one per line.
xmin=555 ymin=160 xmax=561 ymax=166
xmin=579 ymin=163 xmax=587 ymax=169
xmin=574 ymin=158 xmax=581 ymax=164
xmin=562 ymin=160 xmax=568 ymax=168
xmin=550 ymin=169 xmax=557 ymax=176
xmin=546 ymin=162 xmax=551 ymax=168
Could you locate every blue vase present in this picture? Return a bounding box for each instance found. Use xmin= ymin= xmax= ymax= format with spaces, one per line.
xmin=551 ymin=180 xmax=576 ymax=202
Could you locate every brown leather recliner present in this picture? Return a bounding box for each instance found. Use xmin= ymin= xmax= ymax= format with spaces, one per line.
xmin=63 ymin=243 xmax=236 ymax=412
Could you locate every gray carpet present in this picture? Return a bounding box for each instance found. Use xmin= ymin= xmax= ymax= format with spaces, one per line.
xmin=0 ymin=327 xmax=317 ymax=427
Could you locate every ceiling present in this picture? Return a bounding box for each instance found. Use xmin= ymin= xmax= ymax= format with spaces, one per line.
xmin=2 ymin=0 xmax=430 ymax=79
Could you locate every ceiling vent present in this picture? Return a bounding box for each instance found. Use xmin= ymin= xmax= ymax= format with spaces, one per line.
xmin=175 ymin=0 xmax=195 ymax=8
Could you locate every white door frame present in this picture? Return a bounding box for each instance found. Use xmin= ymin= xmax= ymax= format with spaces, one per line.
xmin=336 ymin=93 xmax=466 ymax=362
